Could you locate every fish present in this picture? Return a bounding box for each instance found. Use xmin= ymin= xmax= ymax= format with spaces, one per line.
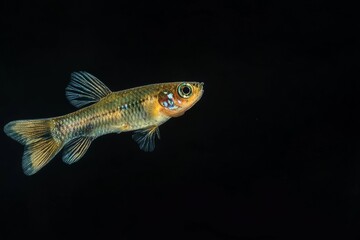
xmin=4 ymin=71 xmax=204 ymax=175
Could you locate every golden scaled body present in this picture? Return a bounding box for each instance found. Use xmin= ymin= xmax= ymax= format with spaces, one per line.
xmin=4 ymin=72 xmax=204 ymax=175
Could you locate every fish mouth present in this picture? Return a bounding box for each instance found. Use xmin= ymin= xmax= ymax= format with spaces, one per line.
xmin=199 ymin=82 xmax=204 ymax=96
xmin=193 ymin=82 xmax=204 ymax=105
xmin=198 ymin=82 xmax=204 ymax=95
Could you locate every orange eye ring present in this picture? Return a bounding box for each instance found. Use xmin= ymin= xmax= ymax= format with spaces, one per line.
xmin=177 ymin=83 xmax=192 ymax=98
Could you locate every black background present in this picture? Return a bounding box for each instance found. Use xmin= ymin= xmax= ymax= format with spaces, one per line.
xmin=0 ymin=1 xmax=358 ymax=239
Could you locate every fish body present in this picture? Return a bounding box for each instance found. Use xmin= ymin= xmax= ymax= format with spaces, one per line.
xmin=4 ymin=72 xmax=204 ymax=175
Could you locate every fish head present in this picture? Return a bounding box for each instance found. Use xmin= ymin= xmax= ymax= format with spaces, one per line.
xmin=158 ymin=82 xmax=204 ymax=117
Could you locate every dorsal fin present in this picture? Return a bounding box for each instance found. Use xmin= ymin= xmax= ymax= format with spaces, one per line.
xmin=66 ymin=71 xmax=112 ymax=108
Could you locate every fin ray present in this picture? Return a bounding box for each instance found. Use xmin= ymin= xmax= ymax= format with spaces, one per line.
xmin=62 ymin=137 xmax=93 ymax=164
xmin=132 ymin=126 xmax=160 ymax=152
xmin=66 ymin=71 xmax=112 ymax=108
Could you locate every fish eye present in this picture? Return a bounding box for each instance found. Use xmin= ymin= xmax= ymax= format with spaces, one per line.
xmin=177 ymin=83 xmax=193 ymax=98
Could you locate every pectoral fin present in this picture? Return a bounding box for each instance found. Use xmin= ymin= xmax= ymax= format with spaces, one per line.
xmin=132 ymin=126 xmax=160 ymax=152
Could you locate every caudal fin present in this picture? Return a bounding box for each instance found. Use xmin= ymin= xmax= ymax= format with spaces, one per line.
xmin=4 ymin=119 xmax=63 ymax=175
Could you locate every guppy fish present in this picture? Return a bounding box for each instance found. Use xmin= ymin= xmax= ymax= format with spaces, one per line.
xmin=4 ymin=71 xmax=204 ymax=175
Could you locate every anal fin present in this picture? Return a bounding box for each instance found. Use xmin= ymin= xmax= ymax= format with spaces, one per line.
xmin=62 ymin=137 xmax=94 ymax=164
xmin=132 ymin=126 xmax=160 ymax=152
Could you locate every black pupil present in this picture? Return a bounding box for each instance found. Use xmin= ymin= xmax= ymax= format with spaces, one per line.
xmin=182 ymin=86 xmax=190 ymax=95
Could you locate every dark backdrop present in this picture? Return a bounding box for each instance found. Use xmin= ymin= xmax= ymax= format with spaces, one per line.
xmin=0 ymin=1 xmax=358 ymax=239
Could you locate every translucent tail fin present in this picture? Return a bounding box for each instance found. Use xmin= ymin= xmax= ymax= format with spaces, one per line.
xmin=4 ymin=119 xmax=63 ymax=175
